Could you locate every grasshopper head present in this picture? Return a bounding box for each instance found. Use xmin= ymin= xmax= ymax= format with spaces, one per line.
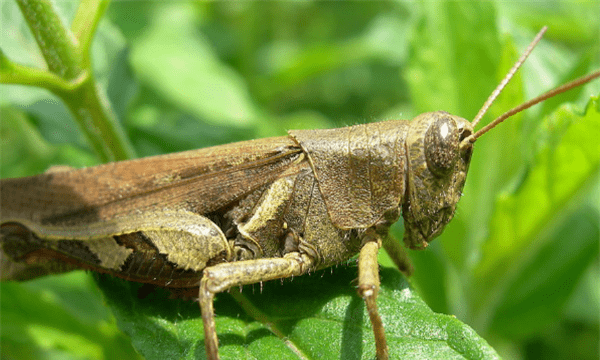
xmin=398 ymin=27 xmax=600 ymax=250
xmin=401 ymin=111 xmax=474 ymax=249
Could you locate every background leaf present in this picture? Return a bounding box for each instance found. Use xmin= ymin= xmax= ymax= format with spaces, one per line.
xmin=1 ymin=1 xmax=599 ymax=360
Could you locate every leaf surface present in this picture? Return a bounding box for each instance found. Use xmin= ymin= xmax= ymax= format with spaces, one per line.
xmin=98 ymin=267 xmax=499 ymax=360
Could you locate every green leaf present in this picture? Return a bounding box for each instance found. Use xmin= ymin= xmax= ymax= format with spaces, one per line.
xmin=476 ymin=98 xmax=600 ymax=277
xmin=128 ymin=3 xmax=260 ymax=128
xmin=472 ymin=97 xmax=600 ymax=334
xmin=0 ymin=272 xmax=142 ymax=360
xmin=97 ymin=267 xmax=499 ymax=360
xmin=0 ymin=105 xmax=97 ymax=177
xmin=489 ymin=205 xmax=599 ymax=338
xmin=405 ymin=1 xmax=500 ymax=119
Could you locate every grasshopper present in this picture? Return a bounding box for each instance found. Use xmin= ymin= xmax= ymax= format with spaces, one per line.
xmin=1 ymin=27 xmax=599 ymax=359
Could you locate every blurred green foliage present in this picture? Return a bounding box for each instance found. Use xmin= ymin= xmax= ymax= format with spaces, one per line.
xmin=1 ymin=1 xmax=599 ymax=360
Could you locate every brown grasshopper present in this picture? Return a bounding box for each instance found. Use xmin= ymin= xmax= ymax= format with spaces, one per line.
xmin=1 ymin=27 xmax=599 ymax=360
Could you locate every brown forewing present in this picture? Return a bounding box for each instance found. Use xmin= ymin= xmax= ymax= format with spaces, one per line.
xmin=1 ymin=136 xmax=303 ymax=228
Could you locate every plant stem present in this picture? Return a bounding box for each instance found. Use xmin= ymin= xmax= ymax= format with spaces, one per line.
xmin=14 ymin=0 xmax=134 ymax=162
xmin=0 ymin=51 xmax=87 ymax=92
xmin=72 ymin=0 xmax=110 ymax=64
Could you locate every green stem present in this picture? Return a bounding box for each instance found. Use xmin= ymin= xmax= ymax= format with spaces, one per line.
xmin=14 ymin=0 xmax=134 ymax=162
xmin=57 ymin=75 xmax=133 ymax=163
xmin=0 ymin=51 xmax=88 ymax=92
xmin=15 ymin=0 xmax=82 ymax=79
xmin=72 ymin=0 xmax=110 ymax=65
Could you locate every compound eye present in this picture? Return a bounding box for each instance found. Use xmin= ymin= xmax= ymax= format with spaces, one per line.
xmin=424 ymin=115 xmax=459 ymax=177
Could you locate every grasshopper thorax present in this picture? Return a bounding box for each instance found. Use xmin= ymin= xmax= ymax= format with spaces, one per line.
xmin=402 ymin=111 xmax=474 ymax=249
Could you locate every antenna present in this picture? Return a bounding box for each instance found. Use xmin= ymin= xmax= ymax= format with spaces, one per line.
xmin=468 ymin=70 xmax=600 ymax=142
xmin=471 ymin=27 xmax=547 ymax=128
